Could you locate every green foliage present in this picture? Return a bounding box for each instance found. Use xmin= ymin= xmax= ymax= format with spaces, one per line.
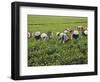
xmin=28 ymin=15 xmax=88 ymax=66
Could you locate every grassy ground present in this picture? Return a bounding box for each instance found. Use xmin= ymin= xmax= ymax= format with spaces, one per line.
xmin=28 ymin=15 xmax=88 ymax=66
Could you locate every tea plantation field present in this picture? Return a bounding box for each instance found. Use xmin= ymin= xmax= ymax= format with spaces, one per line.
xmin=28 ymin=15 xmax=88 ymax=66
